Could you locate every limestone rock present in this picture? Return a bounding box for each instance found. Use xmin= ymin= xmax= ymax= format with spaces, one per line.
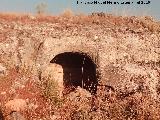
xmin=67 ymin=86 xmax=92 ymax=100
xmin=9 ymin=111 xmax=26 ymax=120
xmin=0 ymin=63 xmax=6 ymax=76
xmin=5 ymin=99 xmax=27 ymax=113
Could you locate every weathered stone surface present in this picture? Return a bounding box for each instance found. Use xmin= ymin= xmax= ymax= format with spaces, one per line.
xmin=5 ymin=99 xmax=27 ymax=112
xmin=103 ymin=63 xmax=160 ymax=99
xmin=9 ymin=111 xmax=26 ymax=120
xmin=0 ymin=63 xmax=6 ymax=76
xmin=0 ymin=108 xmax=4 ymax=120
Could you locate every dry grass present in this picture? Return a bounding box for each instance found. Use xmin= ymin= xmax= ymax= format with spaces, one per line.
xmin=61 ymin=9 xmax=74 ymax=18
xmin=41 ymin=75 xmax=63 ymax=107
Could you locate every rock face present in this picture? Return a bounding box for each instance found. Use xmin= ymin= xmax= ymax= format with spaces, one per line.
xmin=103 ymin=63 xmax=160 ymax=99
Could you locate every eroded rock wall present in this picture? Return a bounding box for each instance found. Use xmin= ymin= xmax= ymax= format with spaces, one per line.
xmin=0 ymin=14 xmax=160 ymax=99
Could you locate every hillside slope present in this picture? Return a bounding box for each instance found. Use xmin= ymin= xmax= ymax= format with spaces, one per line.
xmin=0 ymin=13 xmax=160 ymax=120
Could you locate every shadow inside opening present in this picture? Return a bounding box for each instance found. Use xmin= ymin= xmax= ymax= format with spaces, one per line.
xmin=50 ymin=52 xmax=98 ymax=94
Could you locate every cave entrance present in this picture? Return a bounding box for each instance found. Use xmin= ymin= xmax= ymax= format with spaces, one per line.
xmin=50 ymin=52 xmax=98 ymax=94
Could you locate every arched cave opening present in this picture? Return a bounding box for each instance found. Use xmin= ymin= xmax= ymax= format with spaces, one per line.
xmin=50 ymin=52 xmax=98 ymax=94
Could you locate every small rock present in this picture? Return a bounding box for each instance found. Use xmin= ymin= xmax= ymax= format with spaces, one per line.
xmin=0 ymin=92 xmax=6 ymax=95
xmin=0 ymin=108 xmax=4 ymax=120
xmin=94 ymin=35 xmax=98 ymax=40
xmin=76 ymin=86 xmax=92 ymax=98
xmin=0 ymin=64 xmax=6 ymax=75
xmin=12 ymin=81 xmax=25 ymax=89
xmin=5 ymin=44 xmax=9 ymax=47
xmin=68 ymin=86 xmax=92 ymax=100
xmin=9 ymin=88 xmax=16 ymax=94
xmin=28 ymin=103 xmax=38 ymax=110
xmin=10 ymin=111 xmax=26 ymax=120
xmin=28 ymin=15 xmax=36 ymax=20
xmin=5 ymin=99 xmax=27 ymax=112
xmin=50 ymin=115 xmax=60 ymax=120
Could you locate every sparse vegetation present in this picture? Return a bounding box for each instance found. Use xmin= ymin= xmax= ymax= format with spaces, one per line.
xmin=61 ymin=9 xmax=73 ymax=18
xmin=42 ymin=75 xmax=63 ymax=107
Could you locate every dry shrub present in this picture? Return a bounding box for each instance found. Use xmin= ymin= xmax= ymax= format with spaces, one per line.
xmin=42 ymin=75 xmax=63 ymax=107
xmin=71 ymin=110 xmax=89 ymax=120
xmin=139 ymin=16 xmax=160 ymax=33
xmin=61 ymin=9 xmax=73 ymax=18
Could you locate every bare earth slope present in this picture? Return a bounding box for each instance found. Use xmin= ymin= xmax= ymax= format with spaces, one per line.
xmin=0 ymin=13 xmax=160 ymax=120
